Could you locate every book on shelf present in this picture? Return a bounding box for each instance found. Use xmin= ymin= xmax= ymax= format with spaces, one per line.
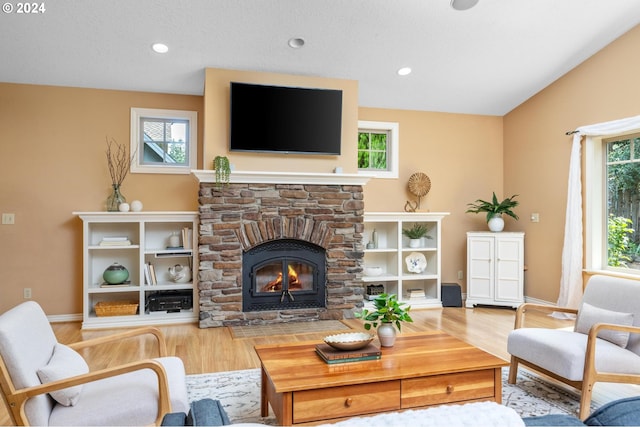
xmin=181 ymin=227 xmax=193 ymax=249
xmin=99 ymin=239 xmax=131 ymax=246
xmin=99 ymin=281 xmax=132 ymax=288
xmin=406 ymin=288 xmax=426 ymax=299
xmin=315 ymin=343 xmax=381 ymax=364
xmin=144 ymin=262 xmax=157 ymax=285
xmin=101 ymin=236 xmax=129 ymax=242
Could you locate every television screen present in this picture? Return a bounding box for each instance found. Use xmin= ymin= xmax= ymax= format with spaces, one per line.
xmin=230 ymin=82 xmax=342 ymax=155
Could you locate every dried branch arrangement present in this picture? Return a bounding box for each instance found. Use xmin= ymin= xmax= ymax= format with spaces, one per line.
xmin=105 ymin=137 xmax=133 ymax=186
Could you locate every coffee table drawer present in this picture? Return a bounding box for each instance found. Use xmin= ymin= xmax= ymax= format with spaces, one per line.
xmin=401 ymin=369 xmax=496 ymax=408
xmin=293 ymin=380 xmax=401 ymax=423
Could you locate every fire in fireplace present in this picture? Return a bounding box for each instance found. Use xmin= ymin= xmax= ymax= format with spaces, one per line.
xmin=242 ymin=239 xmax=326 ymax=312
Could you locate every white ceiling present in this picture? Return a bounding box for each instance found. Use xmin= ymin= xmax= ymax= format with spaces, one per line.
xmin=2 ymin=0 xmax=639 ymax=116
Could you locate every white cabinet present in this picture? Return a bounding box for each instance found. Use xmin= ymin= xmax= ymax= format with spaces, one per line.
xmin=363 ymin=212 xmax=449 ymax=308
xmin=465 ymin=232 xmax=524 ymax=308
xmin=74 ymin=212 xmax=198 ymax=329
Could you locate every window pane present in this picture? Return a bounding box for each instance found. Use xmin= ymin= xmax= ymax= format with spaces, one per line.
xmin=370 ymin=133 xmax=387 ymax=150
xmin=140 ymin=118 xmax=189 ymax=166
xmin=606 ymin=139 xmax=640 ymax=270
xmin=358 ymin=133 xmax=370 ymax=150
xmin=358 ymin=130 xmax=388 ymax=171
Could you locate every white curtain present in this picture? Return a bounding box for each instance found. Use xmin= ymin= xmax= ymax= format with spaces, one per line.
xmin=557 ymin=115 xmax=640 ymax=316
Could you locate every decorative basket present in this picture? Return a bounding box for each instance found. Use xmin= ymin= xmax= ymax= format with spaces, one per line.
xmin=94 ymin=301 xmax=139 ymax=317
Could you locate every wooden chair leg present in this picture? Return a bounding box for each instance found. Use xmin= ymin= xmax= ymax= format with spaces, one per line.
xmin=508 ymin=356 xmax=518 ymax=384
xmin=579 ymin=381 xmax=594 ymax=420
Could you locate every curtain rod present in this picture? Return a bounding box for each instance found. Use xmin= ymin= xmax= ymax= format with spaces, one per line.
xmin=565 ymin=130 xmax=579 ymax=135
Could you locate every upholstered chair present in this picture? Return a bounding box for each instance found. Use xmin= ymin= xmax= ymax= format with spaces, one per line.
xmin=0 ymin=301 xmax=189 ymax=425
xmin=507 ymin=275 xmax=640 ymax=420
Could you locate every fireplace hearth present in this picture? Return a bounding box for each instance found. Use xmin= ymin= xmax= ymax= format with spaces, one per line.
xmin=194 ymin=170 xmax=369 ymax=328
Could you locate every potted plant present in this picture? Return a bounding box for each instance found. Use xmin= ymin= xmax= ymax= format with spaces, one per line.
xmin=402 ymin=223 xmax=432 ymax=248
xmin=213 ymin=156 xmax=231 ymax=189
xmin=355 ymin=293 xmax=413 ymax=347
xmin=466 ymin=192 xmax=519 ymax=232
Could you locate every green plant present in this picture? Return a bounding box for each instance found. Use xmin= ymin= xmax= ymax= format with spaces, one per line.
xmin=213 ymin=156 xmax=231 ymax=188
xmin=355 ymin=293 xmax=413 ymax=331
xmin=608 ymin=214 xmax=634 ymax=267
xmin=466 ymin=192 xmax=519 ymax=222
xmin=402 ymin=223 xmax=432 ymax=240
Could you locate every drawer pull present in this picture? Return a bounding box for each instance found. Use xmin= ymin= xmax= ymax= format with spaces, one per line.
xmin=345 ymin=398 xmax=353 ymax=407
xmin=446 ymin=385 xmax=454 ymax=394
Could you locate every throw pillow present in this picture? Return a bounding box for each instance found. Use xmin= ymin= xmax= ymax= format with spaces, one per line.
xmin=36 ymin=343 xmax=89 ymax=406
xmin=575 ymin=302 xmax=634 ymax=348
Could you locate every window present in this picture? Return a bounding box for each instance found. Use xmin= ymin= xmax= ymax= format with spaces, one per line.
xmin=130 ymin=108 xmax=197 ymax=174
xmin=585 ymin=131 xmax=640 ymax=275
xmin=357 ymin=121 xmax=399 ymax=179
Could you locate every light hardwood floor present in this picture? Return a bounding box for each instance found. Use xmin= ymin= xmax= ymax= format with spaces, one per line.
xmin=1 ymin=306 xmax=638 ymax=425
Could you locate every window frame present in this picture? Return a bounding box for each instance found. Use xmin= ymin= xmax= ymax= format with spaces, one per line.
xmin=357 ymin=120 xmax=399 ymax=179
xmin=130 ymin=107 xmax=197 ymax=174
xmin=585 ymin=130 xmax=640 ymax=276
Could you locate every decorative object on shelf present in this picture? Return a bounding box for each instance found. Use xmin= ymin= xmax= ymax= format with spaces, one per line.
xmin=118 ymin=202 xmax=130 ymax=212
xmin=405 ymin=252 xmax=427 ymax=274
xmin=323 ymin=332 xmax=374 ymax=351
xmin=213 ymin=155 xmax=231 ymax=189
xmin=402 ymin=223 xmax=432 ymax=248
xmin=103 ymin=262 xmax=129 ymax=285
xmin=105 ymin=137 xmax=135 ymax=212
xmin=371 ymin=228 xmax=379 ymax=248
xmin=355 ymin=293 xmax=413 ymax=347
xmin=405 ymin=172 xmax=431 ymax=212
xmin=466 ymin=192 xmax=519 ymax=232
xmin=168 ymin=264 xmax=192 ymax=283
xmin=366 ymin=284 xmax=385 ymax=299
xmin=168 ymin=232 xmax=181 ymax=248
xmin=130 ymin=200 xmax=143 ymax=212
xmin=364 ymin=266 xmax=383 ymax=277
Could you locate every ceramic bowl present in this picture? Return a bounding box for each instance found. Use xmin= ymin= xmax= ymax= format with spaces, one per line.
xmin=324 ymin=332 xmax=374 ymax=350
xmin=364 ymin=266 xmax=383 ymax=277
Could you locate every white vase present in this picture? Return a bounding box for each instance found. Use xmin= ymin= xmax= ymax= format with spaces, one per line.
xmin=409 ymin=238 xmax=421 ymax=248
xmin=488 ymin=215 xmax=504 ymax=232
xmin=377 ymin=323 xmax=397 ymax=347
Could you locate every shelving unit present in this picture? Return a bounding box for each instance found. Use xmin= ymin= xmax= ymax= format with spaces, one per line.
xmin=363 ymin=212 xmax=449 ymax=308
xmin=74 ymin=211 xmax=198 ymax=329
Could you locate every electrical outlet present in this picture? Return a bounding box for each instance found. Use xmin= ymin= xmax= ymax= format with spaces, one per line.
xmin=23 ymin=288 xmax=32 ymax=299
xmin=457 ymin=270 xmax=464 ymax=280
xmin=2 ymin=213 xmax=15 ymax=225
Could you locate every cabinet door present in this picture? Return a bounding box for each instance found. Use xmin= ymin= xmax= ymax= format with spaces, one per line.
xmin=467 ymin=236 xmax=494 ymax=300
xmin=495 ymin=236 xmax=523 ymax=302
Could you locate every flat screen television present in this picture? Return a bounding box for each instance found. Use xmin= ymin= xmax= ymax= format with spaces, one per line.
xmin=229 ymin=82 xmax=342 ymax=155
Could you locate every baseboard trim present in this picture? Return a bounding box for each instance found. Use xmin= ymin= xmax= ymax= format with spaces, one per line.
xmin=48 ymin=313 xmax=82 ymax=323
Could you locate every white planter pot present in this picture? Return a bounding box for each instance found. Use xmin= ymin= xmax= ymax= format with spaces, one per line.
xmin=409 ymin=238 xmax=421 ymax=248
xmin=488 ymin=216 xmax=504 ymax=232
xmin=377 ymin=323 xmax=397 ymax=347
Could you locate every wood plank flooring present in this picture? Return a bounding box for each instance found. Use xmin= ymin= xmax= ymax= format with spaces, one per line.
xmin=1 ymin=306 xmax=638 ymax=425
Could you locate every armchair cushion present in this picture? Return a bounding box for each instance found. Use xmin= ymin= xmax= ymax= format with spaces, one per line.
xmin=575 ymin=303 xmax=634 ymax=347
xmin=36 ymin=343 xmax=89 ymax=406
xmin=507 ymin=328 xmax=640 ymax=381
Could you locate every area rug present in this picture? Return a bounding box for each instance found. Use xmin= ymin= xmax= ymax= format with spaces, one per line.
xmin=229 ymin=320 xmax=351 ymax=338
xmin=186 ymin=367 xmax=595 ymax=425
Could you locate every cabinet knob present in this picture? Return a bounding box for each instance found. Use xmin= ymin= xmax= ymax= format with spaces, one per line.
xmin=446 ymin=385 xmax=454 ymax=394
xmin=345 ymin=397 xmax=353 ymax=407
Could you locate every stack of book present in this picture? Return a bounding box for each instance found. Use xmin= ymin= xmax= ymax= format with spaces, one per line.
xmin=144 ymin=262 xmax=158 ymax=285
xmin=181 ymin=227 xmax=193 ymax=249
xmin=406 ymin=288 xmax=426 ymax=300
xmin=315 ymin=343 xmax=381 ymax=364
xmin=99 ymin=236 xmax=131 ymax=246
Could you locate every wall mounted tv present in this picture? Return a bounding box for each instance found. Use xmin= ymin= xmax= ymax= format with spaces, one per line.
xmin=230 ymin=82 xmax=343 ymax=155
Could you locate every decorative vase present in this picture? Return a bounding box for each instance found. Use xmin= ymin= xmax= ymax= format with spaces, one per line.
xmin=488 ymin=215 xmax=505 ymax=232
xmin=103 ymin=262 xmax=129 ymax=284
xmin=409 ymin=238 xmax=421 ymax=248
xmin=106 ymin=184 xmax=126 ymax=212
xmin=377 ymin=323 xmax=397 ymax=347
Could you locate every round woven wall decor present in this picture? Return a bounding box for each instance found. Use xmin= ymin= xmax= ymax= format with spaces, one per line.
xmin=408 ymin=172 xmax=431 ymax=197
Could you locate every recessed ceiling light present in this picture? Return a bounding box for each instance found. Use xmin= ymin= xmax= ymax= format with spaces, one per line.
xmin=397 ymin=67 xmax=412 ymax=76
xmin=152 ymin=43 xmax=169 ymax=54
xmin=288 ymin=38 xmax=305 ymax=49
xmin=451 ymin=0 xmax=479 ymax=11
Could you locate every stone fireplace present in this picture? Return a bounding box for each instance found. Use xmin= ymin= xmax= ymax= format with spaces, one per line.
xmin=193 ymin=171 xmax=369 ymax=327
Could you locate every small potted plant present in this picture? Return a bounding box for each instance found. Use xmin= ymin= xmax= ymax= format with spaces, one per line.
xmin=213 ymin=156 xmax=231 ymax=189
xmin=355 ymin=293 xmax=413 ymax=347
xmin=402 ymin=223 xmax=432 ymax=248
xmin=466 ymin=192 xmax=519 ymax=232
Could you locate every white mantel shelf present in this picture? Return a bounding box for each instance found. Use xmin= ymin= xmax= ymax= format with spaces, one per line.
xmin=192 ymin=170 xmax=371 ymax=186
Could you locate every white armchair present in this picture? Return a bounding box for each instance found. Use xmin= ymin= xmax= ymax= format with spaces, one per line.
xmin=0 ymin=301 xmax=189 ymax=426
xmin=507 ymin=275 xmax=640 ymax=420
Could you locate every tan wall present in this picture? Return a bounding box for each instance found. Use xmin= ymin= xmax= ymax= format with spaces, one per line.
xmin=504 ymin=24 xmax=640 ymax=302
xmin=0 ymin=83 xmax=203 ymax=315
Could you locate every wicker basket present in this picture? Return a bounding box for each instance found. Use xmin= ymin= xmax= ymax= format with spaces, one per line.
xmin=94 ymin=301 xmax=139 ymax=317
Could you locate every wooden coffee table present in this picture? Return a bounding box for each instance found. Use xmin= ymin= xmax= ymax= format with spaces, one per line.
xmin=254 ymin=331 xmax=508 ymax=425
